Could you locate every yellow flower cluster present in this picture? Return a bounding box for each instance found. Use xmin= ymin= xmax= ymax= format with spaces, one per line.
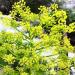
xmin=3 ymin=54 xmax=15 ymax=64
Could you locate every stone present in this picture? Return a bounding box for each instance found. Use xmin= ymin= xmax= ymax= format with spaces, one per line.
xmin=25 ymin=0 xmax=52 ymax=13
xmin=0 ymin=0 xmax=19 ymax=14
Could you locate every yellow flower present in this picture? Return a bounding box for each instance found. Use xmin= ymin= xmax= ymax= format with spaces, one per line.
xmin=55 ymin=10 xmax=67 ymax=19
xmin=20 ymin=72 xmax=28 ymax=75
xmin=3 ymin=54 xmax=15 ymax=64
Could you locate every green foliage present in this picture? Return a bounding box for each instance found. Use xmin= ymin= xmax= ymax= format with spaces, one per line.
xmin=0 ymin=0 xmax=75 ymax=75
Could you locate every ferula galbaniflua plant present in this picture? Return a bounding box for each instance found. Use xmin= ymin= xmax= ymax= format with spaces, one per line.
xmin=0 ymin=0 xmax=75 ymax=75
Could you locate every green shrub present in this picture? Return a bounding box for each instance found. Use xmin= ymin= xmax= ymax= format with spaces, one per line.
xmin=0 ymin=0 xmax=75 ymax=75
